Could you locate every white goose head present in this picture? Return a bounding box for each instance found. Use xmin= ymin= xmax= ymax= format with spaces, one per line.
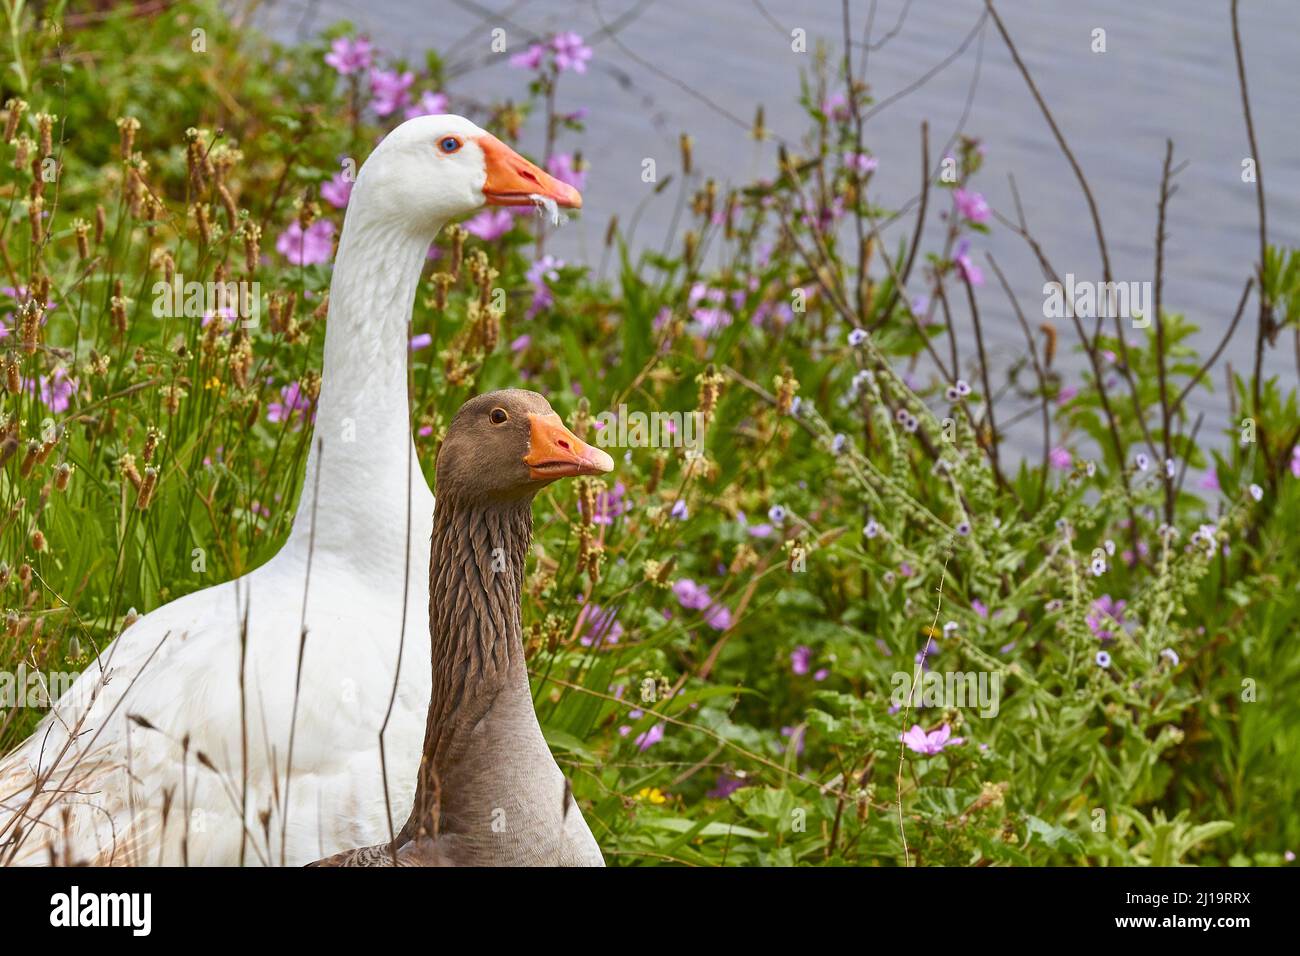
xmin=348 ymin=114 xmax=582 ymax=237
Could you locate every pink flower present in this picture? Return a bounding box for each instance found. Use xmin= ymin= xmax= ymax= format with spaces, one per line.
xmin=267 ymin=382 xmax=314 ymax=428
xmin=900 ymin=723 xmax=965 ymax=755
xmin=578 ymin=604 xmax=623 ymax=647
xmin=1291 ymin=446 xmax=1300 ymax=479
xmin=320 ymin=172 xmax=353 ymax=209
xmin=404 ymin=90 xmax=449 ymax=120
xmin=1199 ymin=467 xmax=1220 ymax=492
xmin=635 ymin=723 xmax=664 ymax=751
xmin=525 ymin=254 xmax=564 ymax=318
xmin=368 ymin=68 xmax=415 ymax=117
xmin=576 ymin=481 xmax=627 ymax=526
xmin=276 ymin=219 xmax=335 ymax=266
xmin=704 ymin=604 xmax=732 ymax=631
xmin=953 ymin=188 xmax=990 ymax=224
xmin=954 ymin=239 xmax=983 ymax=286
xmin=791 ymin=645 xmax=811 ymax=675
xmin=324 ymin=36 xmax=373 ymax=76
xmin=673 ymin=578 xmax=712 ymax=611
xmin=509 ymin=43 xmax=546 ymax=70
xmin=821 ymin=92 xmax=850 ymax=122
xmin=551 ymin=32 xmax=592 ymax=74
xmin=843 ymin=152 xmax=878 ymax=174
xmin=463 ymin=209 xmax=514 ymax=241
xmin=1086 ymin=595 xmax=1126 ymax=641
xmin=31 ymin=366 xmax=77 ymax=413
xmin=546 ymin=152 xmax=586 ymax=191
xmin=1049 ymin=447 xmax=1071 ymax=470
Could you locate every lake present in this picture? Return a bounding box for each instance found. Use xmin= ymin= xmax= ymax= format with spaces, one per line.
xmin=254 ymin=0 xmax=1299 ymax=454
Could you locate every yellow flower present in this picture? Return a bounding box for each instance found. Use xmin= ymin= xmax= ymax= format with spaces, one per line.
xmin=636 ymin=787 xmax=667 ymax=805
xmin=204 ymin=376 xmax=226 ymax=395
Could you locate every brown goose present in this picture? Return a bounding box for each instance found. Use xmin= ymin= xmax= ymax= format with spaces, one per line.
xmin=314 ymin=389 xmax=612 ymax=866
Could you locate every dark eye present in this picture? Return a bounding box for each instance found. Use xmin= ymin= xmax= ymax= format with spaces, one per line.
xmin=489 ymin=408 xmax=508 ymax=425
xmin=438 ymin=136 xmax=462 ymax=154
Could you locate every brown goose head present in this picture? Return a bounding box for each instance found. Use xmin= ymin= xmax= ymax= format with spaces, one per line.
xmin=434 ymin=389 xmax=614 ymax=505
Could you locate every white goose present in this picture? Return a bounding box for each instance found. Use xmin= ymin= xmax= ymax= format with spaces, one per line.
xmin=0 ymin=115 xmax=581 ymax=866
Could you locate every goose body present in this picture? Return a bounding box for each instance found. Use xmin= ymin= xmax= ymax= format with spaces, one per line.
xmin=0 ymin=117 xmax=580 ymax=866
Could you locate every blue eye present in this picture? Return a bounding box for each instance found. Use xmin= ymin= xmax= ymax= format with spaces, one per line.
xmin=438 ymin=136 xmax=462 ymax=154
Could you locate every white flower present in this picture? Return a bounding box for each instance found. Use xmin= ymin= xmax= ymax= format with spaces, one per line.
xmin=1135 ymin=453 xmax=1150 ymax=471
xmin=1249 ymin=483 xmax=1263 ymax=502
xmin=863 ymin=519 xmax=881 ymax=539
xmin=1104 ymin=539 xmax=1116 ymax=556
xmin=848 ymin=328 xmax=867 ymax=346
xmin=955 ymin=380 xmax=972 ymax=397
xmin=1090 ymin=557 xmax=1107 ymax=576
xmin=1096 ymin=651 xmax=1112 ymax=668
xmin=1160 ymin=648 xmax=1180 ymax=666
xmin=1165 ymin=458 xmax=1176 ymax=478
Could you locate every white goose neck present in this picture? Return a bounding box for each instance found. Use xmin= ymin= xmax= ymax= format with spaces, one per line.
xmin=285 ymin=206 xmax=441 ymax=575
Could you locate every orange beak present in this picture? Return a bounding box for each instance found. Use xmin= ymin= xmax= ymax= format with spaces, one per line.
xmin=524 ymin=413 xmax=613 ymax=480
xmin=478 ymin=134 xmax=582 ymax=209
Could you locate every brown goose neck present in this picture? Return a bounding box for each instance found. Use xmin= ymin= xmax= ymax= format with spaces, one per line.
xmin=400 ymin=493 xmax=534 ymax=843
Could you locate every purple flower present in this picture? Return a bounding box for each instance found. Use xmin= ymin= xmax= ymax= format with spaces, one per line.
xmin=953 ymin=238 xmax=984 ymax=286
xmin=790 ymin=645 xmax=811 ymax=675
xmin=821 ymin=92 xmax=850 ymax=122
xmin=320 ymin=172 xmax=353 ymax=209
xmin=1049 ymin=446 xmax=1071 ymax=470
xmin=1086 ymin=594 xmax=1126 ymax=641
xmin=511 ymin=333 xmax=531 ymax=352
xmin=1291 ymin=446 xmax=1300 ymax=478
xmin=707 ymin=773 xmax=746 ymax=799
xmin=267 ymin=382 xmax=314 ymax=428
xmin=403 ymin=90 xmax=449 ymax=120
xmin=463 ymin=209 xmax=515 ymax=241
xmin=368 ymin=68 xmax=415 ymax=117
xmin=546 ymin=152 xmax=587 ymax=191
xmin=1199 ymin=467 xmax=1220 ymax=491
xmin=670 ymin=498 xmax=689 ymax=521
xmin=971 ymin=599 xmax=989 ymax=619
xmin=843 ymin=152 xmax=878 ymax=174
xmin=578 ymin=603 xmax=623 ymax=647
xmin=635 ymin=722 xmax=665 ymax=751
xmin=704 ymin=604 xmax=732 ymax=631
xmin=953 ymin=188 xmax=990 ymax=224
xmin=900 ymin=723 xmax=964 ymax=755
xmin=813 ymin=667 xmax=830 ymax=682
xmin=525 ymin=255 xmax=564 ymax=318
xmin=579 ymin=480 xmax=627 ymax=525
xmin=409 ymin=333 xmax=433 ymax=351
xmin=509 ymin=43 xmax=546 ymax=71
xmin=324 ymin=36 xmax=373 ymax=76
xmin=31 ymin=366 xmax=77 ymax=413
xmin=551 ymin=32 xmax=593 ymax=74
xmin=737 ymin=511 xmax=774 ymax=539
xmin=276 ymin=219 xmax=335 ymax=266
